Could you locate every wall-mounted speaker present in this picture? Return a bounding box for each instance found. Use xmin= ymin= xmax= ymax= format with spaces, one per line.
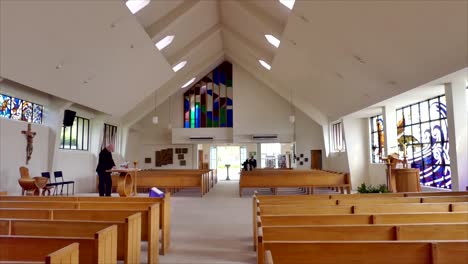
xmin=63 ymin=110 xmax=76 ymax=127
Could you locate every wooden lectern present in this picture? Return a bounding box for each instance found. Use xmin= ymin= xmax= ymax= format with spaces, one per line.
xmin=106 ymin=161 xmax=139 ymax=197
xmin=383 ymin=154 xmax=420 ymax=193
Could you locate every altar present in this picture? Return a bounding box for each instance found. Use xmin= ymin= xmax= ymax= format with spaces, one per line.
xmin=383 ymin=154 xmax=421 ymax=193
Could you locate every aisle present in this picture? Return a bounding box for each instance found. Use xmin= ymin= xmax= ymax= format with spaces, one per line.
xmin=158 ymin=181 xmax=256 ymax=264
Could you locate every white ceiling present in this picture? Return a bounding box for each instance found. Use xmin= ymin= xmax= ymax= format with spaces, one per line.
xmin=1 ymin=0 xmax=466 ymax=123
xmin=0 ymin=0 xmax=174 ymax=117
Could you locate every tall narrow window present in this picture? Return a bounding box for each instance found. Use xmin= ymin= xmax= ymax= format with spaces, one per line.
xmin=183 ymin=61 xmax=233 ymax=128
xmin=102 ymin=123 xmax=117 ymax=149
xmin=60 ymin=116 xmax=90 ymax=151
xmin=209 ymin=146 xmax=217 ymax=170
xmin=331 ymin=122 xmax=345 ymax=152
xmin=370 ymin=115 xmax=385 ymax=163
xmin=396 ymin=94 xmax=450 ymax=189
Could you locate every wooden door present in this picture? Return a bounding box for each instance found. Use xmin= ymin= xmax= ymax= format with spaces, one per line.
xmin=198 ymin=150 xmax=203 ymax=169
xmin=310 ymin=150 xmax=322 ymax=169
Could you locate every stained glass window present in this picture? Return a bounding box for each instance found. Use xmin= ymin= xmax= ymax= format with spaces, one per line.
xmin=183 ymin=61 xmax=233 ymax=128
xmin=396 ymin=95 xmax=451 ymax=189
xmin=32 ymin=104 xmax=43 ymax=124
xmin=370 ymin=115 xmax=385 ymax=163
xmin=0 ymin=93 xmax=43 ymax=124
xmin=21 ymin=101 xmax=33 ymax=122
xmin=11 ymin=97 xmax=23 ymax=120
xmin=0 ymin=94 xmax=11 ymax=118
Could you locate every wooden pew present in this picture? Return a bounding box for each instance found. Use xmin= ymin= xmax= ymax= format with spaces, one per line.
xmin=421 ymin=196 xmax=468 ymax=203
xmin=104 ymin=169 xmax=212 ymax=196
xmin=405 ymin=191 xmax=468 ymax=197
xmin=0 ymin=192 xmax=6 ymax=196
xmin=0 ymin=195 xmax=170 ymax=256
xmin=0 ymin=203 xmax=161 ymax=263
xmin=46 ymin=243 xmax=79 ymax=264
xmin=258 ymin=212 xmax=468 ymax=227
xmin=0 ymin=215 xmax=141 ymax=264
xmin=258 ymin=224 xmax=468 ymax=263
xmin=240 ymin=170 xmax=351 ymax=196
xmin=0 ymin=241 xmax=78 ymax=264
xmin=263 ymin=241 xmax=468 ymax=264
xmin=0 ymin=225 xmax=117 ymax=264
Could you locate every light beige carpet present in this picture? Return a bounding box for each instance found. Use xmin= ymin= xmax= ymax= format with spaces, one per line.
xmin=158 ymin=180 xmax=257 ymax=264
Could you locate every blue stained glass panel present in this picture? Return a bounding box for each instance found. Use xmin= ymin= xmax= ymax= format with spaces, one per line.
xmin=22 ymin=101 xmax=33 ymax=122
xmin=11 ymin=98 xmax=23 ymax=120
xmin=0 ymin=94 xmax=11 ymax=118
xmin=32 ymin=104 xmax=43 ymax=124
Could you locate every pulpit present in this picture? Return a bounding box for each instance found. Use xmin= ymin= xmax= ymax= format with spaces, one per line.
xmin=383 ymin=154 xmax=421 ymax=193
xmin=106 ymin=161 xmax=139 ymax=197
xmin=394 ymin=168 xmax=421 ymax=192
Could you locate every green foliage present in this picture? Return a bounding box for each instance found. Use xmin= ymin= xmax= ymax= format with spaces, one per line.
xmin=357 ymin=183 xmax=389 ymax=193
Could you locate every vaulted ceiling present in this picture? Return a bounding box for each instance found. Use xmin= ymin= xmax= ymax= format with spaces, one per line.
xmin=1 ymin=0 xmax=467 ymax=125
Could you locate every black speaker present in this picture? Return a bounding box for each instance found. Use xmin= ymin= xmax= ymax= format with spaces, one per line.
xmin=63 ymin=110 xmax=76 ymax=127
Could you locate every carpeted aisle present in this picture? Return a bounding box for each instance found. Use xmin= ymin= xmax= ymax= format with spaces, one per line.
xmin=158 ymin=180 xmax=256 ymax=264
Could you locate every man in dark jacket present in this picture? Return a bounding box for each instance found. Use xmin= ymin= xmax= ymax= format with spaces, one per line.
xmin=249 ymin=156 xmax=257 ymax=170
xmin=96 ymin=143 xmax=115 ymax=196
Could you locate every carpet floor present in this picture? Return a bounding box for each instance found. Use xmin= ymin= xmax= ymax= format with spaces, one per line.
xmin=158 ymin=180 xmax=256 ymax=264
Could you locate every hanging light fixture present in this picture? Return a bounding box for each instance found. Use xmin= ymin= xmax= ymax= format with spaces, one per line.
xmin=168 ymin=95 xmax=172 ymax=129
xmin=152 ymin=90 xmax=158 ymax=124
xmin=289 ymin=88 xmax=295 ymax=124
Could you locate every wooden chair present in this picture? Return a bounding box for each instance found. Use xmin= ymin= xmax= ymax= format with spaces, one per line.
xmin=18 ymin=167 xmax=48 ymax=196
xmin=53 ymin=171 xmax=75 ymax=195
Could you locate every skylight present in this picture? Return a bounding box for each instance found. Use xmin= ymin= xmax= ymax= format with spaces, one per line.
xmin=259 ymin=60 xmax=271 ymax=70
xmin=265 ymin=35 xmax=280 ymax=48
xmin=181 ymin=77 xmax=196 ymax=88
xmin=126 ymin=0 xmax=150 ymax=14
xmin=172 ymin=61 xmax=187 ymax=72
xmin=155 ymin=35 xmax=174 ymax=51
xmin=279 ymin=0 xmax=295 ymax=10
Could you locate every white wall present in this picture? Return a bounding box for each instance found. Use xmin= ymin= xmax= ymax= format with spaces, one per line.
xmin=127 ymin=62 xmax=326 ymax=171
xmin=233 ymin=64 xmax=293 ymax=142
xmin=294 ymin=108 xmax=325 ymax=169
xmin=0 ymin=119 xmax=50 ymax=194
xmin=0 ymin=78 xmax=121 ymax=193
xmin=343 ymin=117 xmax=369 ymax=188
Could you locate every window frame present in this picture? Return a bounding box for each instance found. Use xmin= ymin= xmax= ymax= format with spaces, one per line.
xmin=369 ymin=114 xmax=385 ymax=163
xmin=0 ymin=92 xmax=44 ymax=124
xmin=60 ymin=115 xmax=90 ymax=151
xmin=330 ymin=122 xmax=345 ymax=152
xmin=396 ymin=94 xmax=450 ymax=189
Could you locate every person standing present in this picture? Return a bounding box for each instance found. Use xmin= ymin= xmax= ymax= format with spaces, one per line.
xmin=249 ymin=156 xmax=257 ymax=170
xmin=96 ymin=143 xmax=115 ymax=196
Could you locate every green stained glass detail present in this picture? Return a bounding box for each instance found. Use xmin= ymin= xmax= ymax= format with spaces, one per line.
xmin=201 ymin=105 xmax=206 ymax=113
xmin=190 ymin=108 xmax=195 ymax=128
xmin=226 ymin=80 xmax=233 ymax=87
xmin=220 ymin=108 xmax=226 ymax=125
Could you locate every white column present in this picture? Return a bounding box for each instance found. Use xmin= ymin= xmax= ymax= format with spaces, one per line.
xmin=445 ymin=80 xmax=468 ymax=191
xmin=383 ymin=105 xmax=398 ymax=155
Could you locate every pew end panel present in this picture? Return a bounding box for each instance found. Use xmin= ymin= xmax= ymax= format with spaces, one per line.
xmin=45 ymin=243 xmax=79 ymax=264
xmin=95 ymin=224 xmax=118 ymax=264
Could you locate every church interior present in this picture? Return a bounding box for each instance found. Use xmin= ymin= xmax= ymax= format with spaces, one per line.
xmin=0 ymin=0 xmax=467 ymax=263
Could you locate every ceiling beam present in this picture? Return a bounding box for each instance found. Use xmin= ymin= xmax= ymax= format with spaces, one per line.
xmin=145 ymin=0 xmax=200 ymax=40
xmin=167 ymin=23 xmax=222 ymax=66
xmin=222 ymin=24 xmax=274 ymax=64
xmin=231 ymin=0 xmax=284 ymax=37
xmin=122 ymin=50 xmax=225 ymax=127
xmin=224 ymin=49 xmax=328 ymax=126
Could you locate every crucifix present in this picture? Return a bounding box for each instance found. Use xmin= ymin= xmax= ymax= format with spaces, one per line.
xmin=22 ymin=123 xmax=36 ymax=164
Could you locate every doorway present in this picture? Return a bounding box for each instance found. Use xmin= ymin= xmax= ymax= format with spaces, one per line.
xmin=216 ymin=146 xmax=241 ymax=180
